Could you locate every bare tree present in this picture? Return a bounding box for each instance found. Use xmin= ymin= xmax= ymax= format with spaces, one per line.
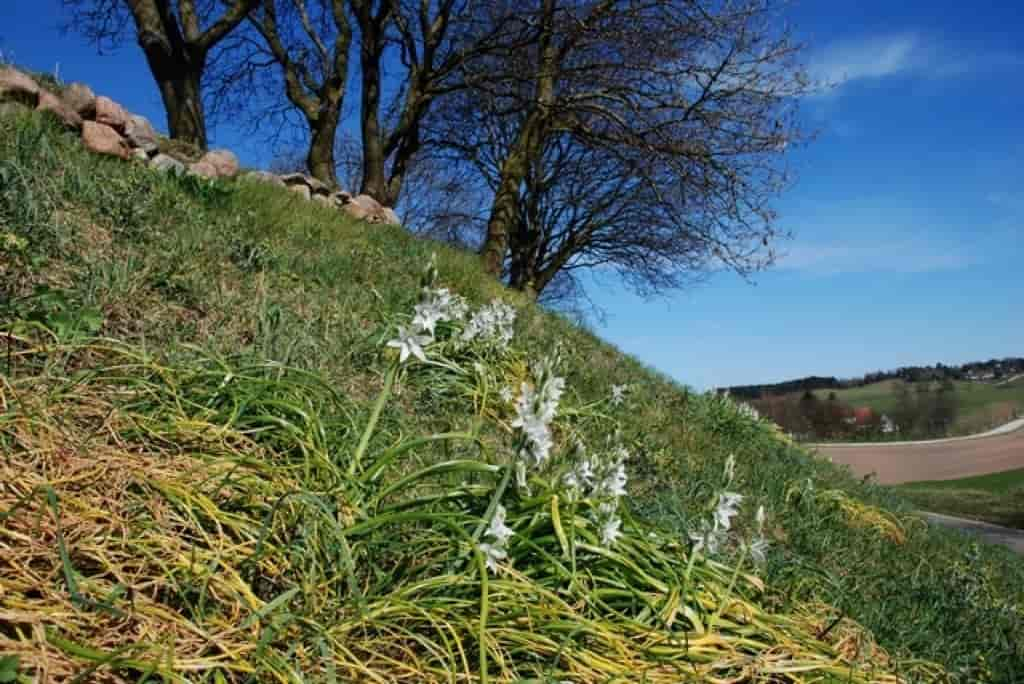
xmin=349 ymin=0 xmax=528 ymax=207
xmin=63 ymin=0 xmax=259 ymax=148
xmin=452 ymin=0 xmax=808 ymax=295
xmin=206 ymin=0 xmax=351 ymax=186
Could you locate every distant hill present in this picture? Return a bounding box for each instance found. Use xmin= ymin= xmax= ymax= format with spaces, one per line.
xmin=726 ymin=357 xmax=1024 ymax=400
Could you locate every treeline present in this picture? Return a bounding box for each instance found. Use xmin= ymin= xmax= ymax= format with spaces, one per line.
xmin=751 ymin=381 xmax=960 ymax=442
xmin=727 ymin=356 xmax=1024 ymax=400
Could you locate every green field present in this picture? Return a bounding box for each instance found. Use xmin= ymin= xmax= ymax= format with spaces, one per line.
xmin=3 ymin=110 xmax=1024 ymax=682
xmin=895 ymin=468 xmax=1024 ymax=529
xmin=813 ymin=378 xmax=1024 ymax=434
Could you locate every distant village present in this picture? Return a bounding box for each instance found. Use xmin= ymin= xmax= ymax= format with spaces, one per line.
xmin=719 ymin=356 xmax=1023 ymax=442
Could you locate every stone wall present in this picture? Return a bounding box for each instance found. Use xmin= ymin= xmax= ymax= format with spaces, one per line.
xmin=0 ymin=66 xmax=400 ymax=226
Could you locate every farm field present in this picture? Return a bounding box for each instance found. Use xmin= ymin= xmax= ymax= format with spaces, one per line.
xmin=818 ymin=426 xmax=1024 ymax=485
xmin=896 ymin=468 xmax=1024 ymax=530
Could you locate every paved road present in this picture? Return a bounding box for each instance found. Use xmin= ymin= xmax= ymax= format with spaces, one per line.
xmin=921 ymin=512 xmax=1024 ymax=555
xmin=814 ymin=421 xmax=1024 ymax=485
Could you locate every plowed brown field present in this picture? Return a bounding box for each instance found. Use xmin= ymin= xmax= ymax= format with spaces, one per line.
xmin=815 ymin=428 xmax=1024 ymax=484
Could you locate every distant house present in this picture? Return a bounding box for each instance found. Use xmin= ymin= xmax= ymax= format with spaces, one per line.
xmin=880 ymin=414 xmax=897 ymax=434
xmin=852 ymin=407 xmax=873 ymax=423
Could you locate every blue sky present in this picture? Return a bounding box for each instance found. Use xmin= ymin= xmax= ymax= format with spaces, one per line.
xmin=2 ymin=1 xmax=1021 ymax=390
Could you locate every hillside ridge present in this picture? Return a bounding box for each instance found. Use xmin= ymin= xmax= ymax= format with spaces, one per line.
xmin=1 ymin=97 xmax=1023 ymax=682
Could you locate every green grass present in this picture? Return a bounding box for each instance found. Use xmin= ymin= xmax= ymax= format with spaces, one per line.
xmin=894 ymin=469 xmax=1024 ymax=530
xmin=900 ymin=468 xmax=1024 ymax=494
xmin=813 ymin=379 xmax=1024 ymax=435
xmin=2 ymin=110 xmax=1023 ymax=682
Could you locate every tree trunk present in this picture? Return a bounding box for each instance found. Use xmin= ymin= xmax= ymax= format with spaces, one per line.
xmin=306 ymin=108 xmax=341 ymax=187
xmin=137 ymin=32 xmax=208 ymax=149
xmin=481 ymin=151 xmax=528 ymax=277
xmin=358 ymin=20 xmax=388 ymax=202
xmin=479 ymin=0 xmax=557 ymax=279
xmin=161 ymin=67 xmax=207 ymax=149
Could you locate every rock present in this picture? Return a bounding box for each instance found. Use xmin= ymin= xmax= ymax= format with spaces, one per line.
xmin=81 ymin=120 xmax=129 ymax=159
xmin=343 ymin=193 xmax=387 ymax=222
xmin=307 ymin=177 xmax=330 ymax=195
xmin=36 ymin=90 xmax=82 ymax=130
xmin=62 ymin=82 xmax=96 ymax=118
xmin=188 ymin=160 xmax=219 ymax=179
xmin=330 ymin=190 xmax=353 ymax=207
xmin=279 ymin=172 xmax=330 ymax=194
xmin=340 ymin=194 xmax=400 ymax=225
xmin=150 ymin=153 xmax=186 ymax=175
xmin=131 ymin=147 xmax=149 ymax=162
xmin=312 ymin=194 xmax=333 ymax=207
xmin=243 ymin=170 xmax=286 ymax=188
xmin=0 ymin=67 xmax=40 ymax=107
xmin=200 ymin=148 xmax=239 ymax=178
xmin=94 ymin=95 xmax=129 ymax=132
xmin=124 ymin=114 xmax=159 ymax=153
xmin=288 ymin=183 xmax=311 ymax=201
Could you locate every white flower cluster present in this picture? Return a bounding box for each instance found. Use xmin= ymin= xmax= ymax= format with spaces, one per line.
xmin=565 ymin=449 xmax=628 ymax=500
xmin=690 ymin=490 xmax=743 ymax=556
xmin=563 ymin=440 xmax=630 ymax=548
xmin=478 ymin=503 xmax=515 ymax=573
xmin=610 ymin=384 xmax=628 ymax=407
xmin=689 ymin=456 xmax=772 ymax=563
xmin=597 ymin=502 xmax=623 ymax=546
xmin=387 ymin=286 xmax=470 ymax=364
xmin=387 ymin=257 xmax=519 ymax=364
xmin=461 ymin=299 xmax=517 ymax=348
xmin=412 ymin=287 xmax=469 ymax=335
xmin=511 ymin=359 xmax=565 ymax=471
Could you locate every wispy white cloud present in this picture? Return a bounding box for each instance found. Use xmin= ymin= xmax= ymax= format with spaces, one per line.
xmin=809 ymin=34 xmax=920 ymax=88
xmin=778 ymin=241 xmax=975 ymax=275
xmin=807 ymin=34 xmax=1024 ymax=95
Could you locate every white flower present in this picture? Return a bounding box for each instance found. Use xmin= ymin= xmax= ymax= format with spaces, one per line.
xmin=600 ymin=514 xmax=623 ymax=547
xmin=690 ymin=523 xmax=723 ymax=556
xmin=610 ymin=384 xmax=627 ymax=406
xmin=713 ymin=492 xmax=743 ymax=532
xmin=511 ymin=371 xmax=564 ymax=468
xmin=412 ymin=303 xmax=443 ymax=335
xmin=565 ymin=457 xmax=596 ymax=490
xmin=428 ymin=288 xmax=469 ymax=321
xmin=386 ymin=325 xmax=432 ymax=363
xmin=478 ymin=542 xmax=507 ymax=573
xmin=486 ymin=504 xmax=514 ymax=546
xmin=600 ymin=462 xmax=628 ymax=498
xmin=462 ymin=299 xmax=517 ymax=347
xmin=499 ymin=386 xmax=514 ymax=403
xmin=412 ymin=288 xmax=469 ymax=334
xmin=749 ymin=536 xmax=770 ymax=564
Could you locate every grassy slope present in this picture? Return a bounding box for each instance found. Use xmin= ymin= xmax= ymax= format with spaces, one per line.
xmin=896 ymin=469 xmax=1024 ymax=529
xmin=1 ymin=112 xmax=1023 ymax=681
xmin=812 ymin=380 xmax=1024 ymax=434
